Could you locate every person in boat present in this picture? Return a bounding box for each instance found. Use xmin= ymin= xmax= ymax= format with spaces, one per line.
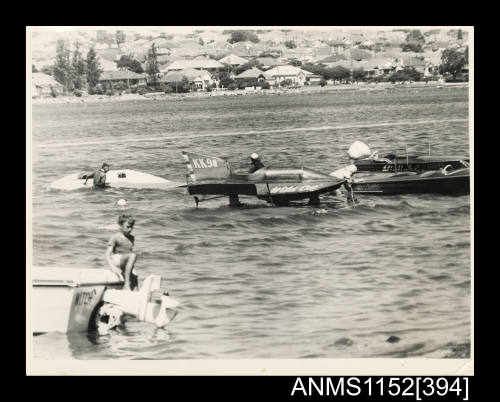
xmin=106 ymin=214 xmax=138 ymax=291
xmin=228 ymin=153 xmax=265 ymax=207
xmin=84 ymin=163 xmax=110 ymax=188
xmin=248 ymin=153 xmax=265 ymax=173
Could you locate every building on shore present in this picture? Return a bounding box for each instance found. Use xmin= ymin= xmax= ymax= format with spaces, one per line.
xmin=264 ymin=65 xmax=315 ymax=86
xmin=164 ymin=58 xmax=224 ymax=73
xmin=218 ymin=54 xmax=249 ymax=68
xmin=32 ymin=73 xmax=64 ymax=97
xmin=98 ymin=70 xmax=147 ymax=89
xmin=161 ymin=68 xmax=213 ymax=91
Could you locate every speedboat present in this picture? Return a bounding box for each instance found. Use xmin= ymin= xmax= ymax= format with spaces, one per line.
xmin=353 ymin=153 xmax=470 ymax=173
xmin=350 ymin=166 xmax=470 ymax=195
xmin=347 ymin=140 xmax=469 ymax=173
xmin=31 ymin=267 xmax=180 ymax=334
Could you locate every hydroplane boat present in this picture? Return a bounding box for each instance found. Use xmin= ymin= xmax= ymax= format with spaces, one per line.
xmin=347 ymin=140 xmax=469 ymax=173
xmin=182 ymin=151 xmax=349 ymax=207
xmin=31 ymin=267 xmax=180 ymax=335
xmin=48 ymin=169 xmax=176 ymax=191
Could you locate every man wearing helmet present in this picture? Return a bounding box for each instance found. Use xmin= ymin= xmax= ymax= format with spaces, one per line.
xmin=248 ymin=153 xmax=265 ymax=173
xmin=228 ymin=153 xmax=265 ymax=207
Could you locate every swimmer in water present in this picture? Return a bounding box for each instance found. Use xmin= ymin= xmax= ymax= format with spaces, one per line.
xmin=106 ymin=214 xmax=138 ymax=290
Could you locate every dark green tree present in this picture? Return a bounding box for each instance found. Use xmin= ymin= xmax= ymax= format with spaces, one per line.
xmin=439 ymin=48 xmax=467 ymax=78
xmin=53 ymin=39 xmax=72 ymax=91
xmin=284 ymin=40 xmax=296 ymax=49
xmin=330 ymin=66 xmax=351 ymax=82
xmin=86 ymin=47 xmax=103 ymax=90
xmin=32 ymin=64 xmax=38 ymax=72
xmin=117 ymin=55 xmax=144 ymax=73
xmin=401 ymin=42 xmax=424 ymax=52
xmin=352 ymin=68 xmax=368 ymax=82
xmin=457 ymin=29 xmax=463 ymax=40
xmin=228 ymin=30 xmax=260 ymax=44
xmin=145 ymin=43 xmax=160 ymax=86
xmin=406 ymin=30 xmax=425 ymax=44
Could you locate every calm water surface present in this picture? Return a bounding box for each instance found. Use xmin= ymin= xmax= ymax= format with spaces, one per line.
xmin=31 ymin=88 xmax=471 ymax=360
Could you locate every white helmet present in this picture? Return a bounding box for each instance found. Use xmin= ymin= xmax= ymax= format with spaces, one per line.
xmin=250 ymin=153 xmax=259 ymax=160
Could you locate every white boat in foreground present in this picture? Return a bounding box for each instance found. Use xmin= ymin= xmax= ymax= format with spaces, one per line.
xmin=48 ymin=169 xmax=179 ymax=191
xmin=31 ymin=267 xmax=180 ymax=334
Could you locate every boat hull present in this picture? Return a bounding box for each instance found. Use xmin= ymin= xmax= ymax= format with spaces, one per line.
xmin=31 ymin=267 xmax=124 ymax=333
xmin=352 ymin=169 xmax=470 ymax=195
xmin=354 ymin=156 xmax=469 ymax=173
xmin=48 ymin=169 xmax=176 ymax=191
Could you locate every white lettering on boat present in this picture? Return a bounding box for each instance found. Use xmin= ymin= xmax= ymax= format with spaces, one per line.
xmin=74 ymin=289 xmax=97 ymax=306
xmin=270 ymin=184 xmax=321 ymax=194
xmin=192 ymin=158 xmax=219 ymax=169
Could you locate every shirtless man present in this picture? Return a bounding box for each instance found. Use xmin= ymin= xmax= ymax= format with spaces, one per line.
xmin=84 ymin=163 xmax=110 ymax=188
xmin=106 ymin=214 xmax=138 ymax=290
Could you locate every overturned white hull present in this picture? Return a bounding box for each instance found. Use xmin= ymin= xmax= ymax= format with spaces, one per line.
xmin=48 ymin=169 xmax=178 ymax=191
xmin=31 ymin=267 xmax=179 ymax=334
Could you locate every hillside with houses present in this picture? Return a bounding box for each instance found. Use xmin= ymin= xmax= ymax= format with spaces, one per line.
xmin=30 ymin=28 xmax=469 ymax=98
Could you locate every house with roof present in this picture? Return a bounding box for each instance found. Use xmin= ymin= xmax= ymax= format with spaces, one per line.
xmin=233 ymin=67 xmax=271 ymax=84
xmin=164 ymin=58 xmax=224 ymax=73
xmin=32 ymin=73 xmax=64 ymax=97
xmin=98 ymin=70 xmax=147 ymax=88
xmin=161 ymin=68 xmax=213 ymax=91
xmin=401 ymin=56 xmax=427 ymax=74
xmin=264 ymin=65 xmax=314 ymax=86
xmin=218 ymin=54 xmax=249 ymax=68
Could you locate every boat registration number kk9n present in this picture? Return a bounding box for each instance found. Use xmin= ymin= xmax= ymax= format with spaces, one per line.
xmin=270 ymin=184 xmax=321 ymax=194
xmin=74 ymin=289 xmax=97 ymax=306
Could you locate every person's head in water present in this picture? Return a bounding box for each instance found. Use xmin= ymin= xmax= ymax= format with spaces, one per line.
xmin=250 ymin=153 xmax=260 ymax=162
xmin=101 ymin=163 xmax=110 ymax=173
xmin=118 ymin=214 xmax=135 ymax=235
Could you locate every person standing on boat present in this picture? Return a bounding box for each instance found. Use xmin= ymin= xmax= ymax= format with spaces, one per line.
xmin=84 ymin=163 xmax=110 ymax=188
xmin=106 ymin=214 xmax=139 ymax=291
xmin=248 ymin=153 xmax=265 ymax=173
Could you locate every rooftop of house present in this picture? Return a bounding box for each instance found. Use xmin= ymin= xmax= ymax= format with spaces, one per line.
xmin=32 ymin=72 xmax=63 ymax=87
xmin=98 ymin=70 xmax=146 ymax=81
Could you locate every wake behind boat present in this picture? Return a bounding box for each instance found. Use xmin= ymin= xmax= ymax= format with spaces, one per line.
xmin=49 ymin=169 xmax=179 ymax=191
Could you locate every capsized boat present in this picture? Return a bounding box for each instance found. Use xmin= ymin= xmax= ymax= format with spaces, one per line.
xmin=351 ymin=166 xmax=470 ymax=195
xmin=348 ymin=140 xmax=469 ymax=173
xmin=31 ymin=267 xmax=180 ymax=334
xmin=48 ymin=169 xmax=177 ymax=191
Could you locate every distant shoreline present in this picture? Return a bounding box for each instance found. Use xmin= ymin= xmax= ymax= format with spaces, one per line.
xmin=31 ymin=82 xmax=468 ymax=105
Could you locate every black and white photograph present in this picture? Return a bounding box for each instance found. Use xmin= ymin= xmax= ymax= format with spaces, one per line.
xmin=26 ymin=26 xmax=473 ymax=376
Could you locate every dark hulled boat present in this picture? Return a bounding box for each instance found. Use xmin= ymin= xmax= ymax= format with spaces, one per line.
xmin=354 ymin=154 xmax=470 ymax=173
xmin=351 ymin=167 xmax=470 ymax=195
